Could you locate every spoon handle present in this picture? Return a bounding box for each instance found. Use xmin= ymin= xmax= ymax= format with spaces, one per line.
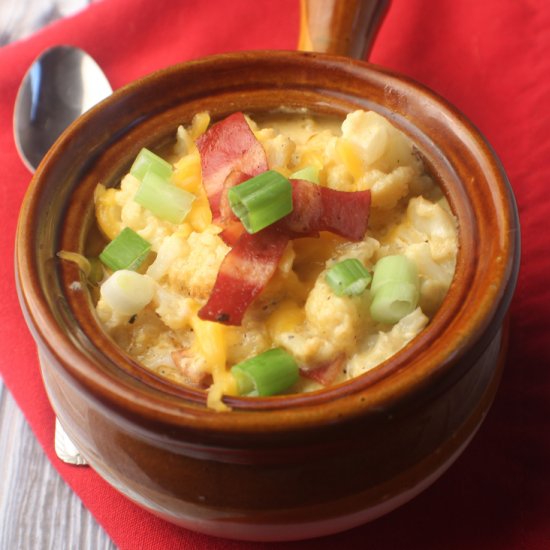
xmin=298 ymin=0 xmax=391 ymax=59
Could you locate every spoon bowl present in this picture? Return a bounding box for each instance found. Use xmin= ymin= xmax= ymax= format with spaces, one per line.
xmin=13 ymin=45 xmax=112 ymax=172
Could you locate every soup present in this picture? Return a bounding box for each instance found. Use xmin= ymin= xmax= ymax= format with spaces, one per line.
xmin=85 ymin=109 xmax=457 ymax=410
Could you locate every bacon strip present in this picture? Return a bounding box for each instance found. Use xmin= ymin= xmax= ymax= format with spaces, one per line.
xmin=196 ymin=113 xmax=268 ymax=222
xmin=198 ymin=229 xmax=289 ymax=325
xmin=279 ymin=179 xmax=371 ymax=241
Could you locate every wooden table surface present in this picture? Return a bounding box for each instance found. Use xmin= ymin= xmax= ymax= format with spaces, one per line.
xmin=1 ymin=0 xmax=115 ymax=548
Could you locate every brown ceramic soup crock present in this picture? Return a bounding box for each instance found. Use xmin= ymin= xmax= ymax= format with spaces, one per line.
xmin=15 ymin=0 xmax=520 ymax=542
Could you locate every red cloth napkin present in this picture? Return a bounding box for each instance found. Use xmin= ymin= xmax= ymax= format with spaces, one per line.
xmin=1 ymin=0 xmax=549 ymax=548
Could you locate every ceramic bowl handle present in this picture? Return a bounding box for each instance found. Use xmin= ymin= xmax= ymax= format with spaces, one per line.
xmin=298 ymin=0 xmax=391 ymax=59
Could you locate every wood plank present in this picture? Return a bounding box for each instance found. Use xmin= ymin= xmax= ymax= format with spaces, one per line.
xmin=0 ymin=379 xmax=116 ymax=549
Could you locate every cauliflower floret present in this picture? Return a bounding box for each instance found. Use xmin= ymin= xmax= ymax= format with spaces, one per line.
xmin=305 ymin=278 xmax=366 ymax=355
xmin=341 ymin=110 xmax=422 ymax=175
xmin=301 ymin=130 xmax=338 ymax=159
xmin=254 ymin=127 xmax=276 ymax=141
xmin=270 ymin=276 xmax=368 ymax=365
xmin=406 ymin=196 xmax=458 ymax=262
xmin=295 ymin=130 xmax=339 ymax=182
xmin=125 ymin=309 xmax=182 ymax=368
xmin=374 ymin=196 xmax=457 ymax=316
xmin=153 ymin=286 xmax=194 ymax=330
xmin=358 ymin=165 xmax=414 ymax=210
xmin=333 ymin=237 xmax=380 ymax=267
xmin=325 ymin=163 xmax=354 ymax=191
xmin=342 ymin=110 xmax=390 ymax=166
xmin=405 ymin=242 xmax=454 ymax=316
xmin=167 ymin=227 xmax=230 ymax=298
xmin=346 ymin=307 xmax=428 ymax=378
xmin=147 ymin=232 xmax=189 ymax=282
xmin=262 ymin=134 xmax=296 ymax=172
xmin=274 ymin=330 xmax=338 ymax=365
xmin=117 ymin=174 xmax=140 ymax=205
xmin=225 ymin=322 xmax=271 ymax=365
xmin=96 ymin=297 xmax=132 ymax=330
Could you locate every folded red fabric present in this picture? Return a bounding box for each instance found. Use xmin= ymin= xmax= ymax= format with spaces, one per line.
xmin=1 ymin=0 xmax=549 ymax=548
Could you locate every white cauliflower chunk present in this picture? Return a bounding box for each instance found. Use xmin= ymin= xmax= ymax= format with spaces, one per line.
xmin=275 ymin=330 xmax=338 ymax=365
xmin=333 ymin=237 xmax=380 ymax=267
xmin=360 ymin=166 xmax=414 ymax=210
xmin=347 ymin=308 xmax=428 ymax=378
xmin=325 ymin=163 xmax=355 ymax=191
xmin=226 ymin=324 xmax=271 ymax=365
xmin=147 ymin=232 xmax=189 ymax=281
xmin=342 ymin=110 xmax=390 ymax=166
xmin=167 ymin=229 xmax=230 ymax=298
xmin=262 ymin=133 xmax=296 ymax=171
xmin=405 ymin=242 xmax=453 ymax=316
xmin=153 ymin=287 xmax=194 ymax=330
xmin=305 ymin=278 xmax=365 ymax=356
xmin=406 ymin=196 xmax=458 ymax=262
xmin=342 ymin=110 xmax=423 ymax=175
xmin=96 ymin=298 xmax=132 ymax=330
xmin=376 ymin=195 xmax=457 ymax=317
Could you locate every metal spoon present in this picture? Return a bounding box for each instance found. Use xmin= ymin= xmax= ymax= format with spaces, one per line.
xmin=13 ymin=45 xmax=112 ymax=172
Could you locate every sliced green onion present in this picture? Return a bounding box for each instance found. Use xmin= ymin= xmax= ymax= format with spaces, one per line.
xmin=369 ymin=255 xmax=420 ymax=324
xmin=370 ymin=281 xmax=419 ymax=324
xmin=57 ymin=250 xmax=92 ymax=275
xmin=230 ymin=348 xmax=299 ymax=397
xmin=57 ymin=251 xmax=105 ymax=285
xmin=99 ymin=227 xmax=152 ymax=271
xmin=325 ymin=258 xmax=372 ymax=296
xmin=87 ymin=257 xmax=104 ymax=285
xmin=134 ymin=171 xmax=195 ymax=224
xmin=228 ymin=170 xmax=293 ymax=233
xmin=370 ymin=255 xmax=419 ymax=296
xmin=290 ymin=165 xmax=319 ymax=184
xmin=100 ymin=270 xmax=156 ymax=315
xmin=130 ymin=148 xmax=173 ymax=181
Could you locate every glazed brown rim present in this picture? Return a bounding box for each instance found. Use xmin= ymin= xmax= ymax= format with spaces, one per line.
xmin=16 ymin=50 xmax=520 ymax=435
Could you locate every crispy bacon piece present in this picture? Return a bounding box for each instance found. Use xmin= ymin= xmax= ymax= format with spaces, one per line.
xmin=279 ymin=179 xmax=371 ymax=241
xmin=219 ymin=220 xmax=246 ymax=247
xmin=299 ymin=355 xmax=346 ymax=386
xmin=196 ymin=112 xmax=268 ymax=222
xmin=198 ymin=229 xmax=289 ymax=325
